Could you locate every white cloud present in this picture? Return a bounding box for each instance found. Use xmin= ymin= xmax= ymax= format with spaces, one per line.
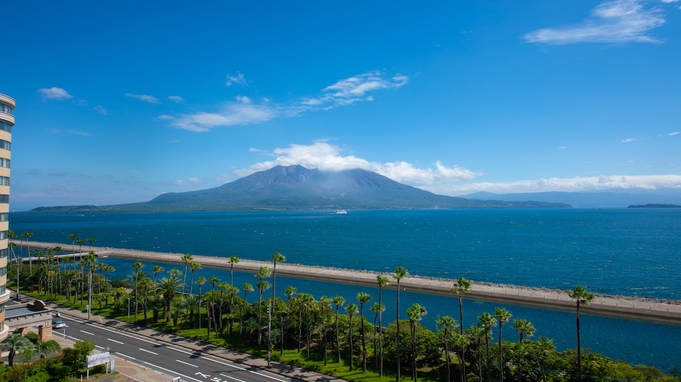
xmin=168 ymin=96 xmax=185 ymax=103
xmin=93 ymin=105 xmax=108 ymax=115
xmin=670 ymin=131 xmax=680 ymax=136
xmin=125 ymin=93 xmax=161 ymax=104
xmin=524 ymin=0 xmax=665 ymax=44
xmin=621 ymin=137 xmax=637 ymax=142
xmin=168 ymin=71 xmax=408 ymax=132
xmin=661 ymin=0 xmax=678 ymax=3
xmin=38 ymin=87 xmax=73 ymax=100
xmin=226 ymin=73 xmax=247 ymax=87
xmin=77 ymin=99 xmax=89 ymax=106
xmin=172 ymin=177 xmax=202 ymax=186
xmin=236 ymin=141 xmax=481 ymax=186
xmin=432 ymin=174 xmax=681 ymax=196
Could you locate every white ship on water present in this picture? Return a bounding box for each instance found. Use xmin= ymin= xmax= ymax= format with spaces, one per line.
xmin=335 ymin=209 xmax=348 ymax=214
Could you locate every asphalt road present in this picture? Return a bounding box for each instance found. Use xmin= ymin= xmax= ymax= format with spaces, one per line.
xmin=58 ymin=314 xmax=298 ymax=382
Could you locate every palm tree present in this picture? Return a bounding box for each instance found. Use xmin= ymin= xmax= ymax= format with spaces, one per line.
xmin=255 ymin=266 xmax=272 ymax=349
xmin=131 ymin=261 xmax=145 ymax=316
xmin=370 ymin=302 xmax=385 ymax=369
xmin=478 ymin=312 xmax=496 ymax=382
xmin=269 ymin=252 xmax=285 ymax=363
xmin=494 ymin=307 xmax=512 ymax=382
xmin=452 ymin=332 xmax=469 ymax=382
xmin=567 ymin=285 xmax=595 ymax=382
xmin=332 ymin=295 xmax=346 ymax=363
xmin=393 ymin=266 xmax=408 ymax=381
xmin=406 ymin=303 xmax=427 ymax=382
xmin=451 ymin=277 xmax=471 ymax=378
xmin=468 ymin=325 xmax=486 ymax=381
xmin=512 ymin=319 xmax=535 ymax=382
xmin=181 ymin=254 xmax=194 ymax=293
xmin=208 ymin=276 xmax=220 ymax=335
xmin=376 ymin=274 xmax=390 ymax=377
xmin=35 ymin=340 xmax=61 ymax=359
xmin=537 ymin=337 xmax=555 ymax=382
xmin=196 ymin=276 xmax=206 ymax=329
xmin=2 ymin=333 xmax=34 ymax=366
xmin=189 ymin=261 xmax=201 ymax=294
xmin=345 ymin=302 xmax=358 ymax=371
xmin=22 ymin=231 xmax=33 ymax=274
xmin=356 ymin=291 xmax=372 ymax=372
xmin=159 ymin=275 xmax=183 ymax=321
xmin=436 ymin=315 xmax=457 ymax=382
xmin=151 ymin=265 xmax=164 ymax=285
xmin=240 ymin=282 xmax=254 ymax=335
xmin=229 ymin=255 xmax=240 ymax=285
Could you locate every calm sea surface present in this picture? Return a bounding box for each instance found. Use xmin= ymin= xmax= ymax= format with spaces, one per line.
xmin=9 ymin=209 xmax=681 ymax=371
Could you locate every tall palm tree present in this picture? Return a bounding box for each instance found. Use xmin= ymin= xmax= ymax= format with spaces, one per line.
xmin=159 ymin=275 xmax=183 ymax=321
xmin=181 ymin=254 xmax=194 ymax=293
xmin=468 ymin=325 xmax=486 ymax=381
xmin=189 ymin=261 xmax=201 ymax=294
xmin=567 ymin=285 xmax=595 ymax=382
xmin=406 ymin=303 xmax=427 ymax=382
xmin=2 ymin=333 xmax=34 ymax=366
xmin=240 ymin=282 xmax=254 ymax=335
xmin=255 ymin=266 xmax=272 ymax=349
xmin=76 ymin=239 xmax=86 ymax=261
xmin=229 ymin=255 xmax=240 ymax=285
xmin=151 ymin=265 xmax=164 ymax=285
xmin=356 ymin=291 xmax=371 ymax=372
xmin=131 ymin=261 xmax=145 ymax=316
xmin=269 ymin=252 xmax=285 ymax=363
xmin=370 ymin=302 xmax=385 ymax=369
xmin=197 ymin=276 xmax=206 ymax=329
xmin=86 ymin=237 xmax=96 ymax=253
xmin=494 ymin=307 xmax=512 ymax=382
xmin=452 ymin=332 xmax=469 ymax=382
xmin=512 ymin=319 xmax=535 ymax=382
xmin=376 ymin=274 xmax=390 ymax=377
xmin=22 ymin=231 xmax=33 ymax=274
xmin=537 ymin=337 xmax=555 ymax=382
xmin=393 ymin=266 xmax=408 ymax=381
xmin=208 ymin=276 xmax=220 ymax=336
xmin=332 ymin=295 xmax=346 ymax=363
xmin=451 ymin=277 xmax=471 ymax=378
xmin=345 ymin=302 xmax=358 ymax=371
xmin=436 ymin=315 xmax=457 ymax=382
xmin=477 ymin=312 xmax=496 ymax=382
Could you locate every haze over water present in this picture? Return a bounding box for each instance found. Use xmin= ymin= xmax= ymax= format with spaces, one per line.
xmin=10 ymin=208 xmax=681 ymax=370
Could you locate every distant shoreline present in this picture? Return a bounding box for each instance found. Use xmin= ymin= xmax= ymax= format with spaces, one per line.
xmin=628 ymin=203 xmax=681 ymax=209
xmin=27 ymin=241 xmax=681 ymax=325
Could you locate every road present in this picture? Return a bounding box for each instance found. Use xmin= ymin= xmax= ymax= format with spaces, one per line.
xmin=58 ymin=314 xmax=299 ymax=382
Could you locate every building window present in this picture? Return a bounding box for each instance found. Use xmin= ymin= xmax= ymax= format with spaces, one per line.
xmin=0 ymin=158 xmax=9 ymax=168
xmin=0 ymin=231 xmax=6 ymax=239
xmin=0 ymin=195 xmax=7 ymax=204
xmin=0 ymin=177 xmax=8 ymax=186
xmin=0 ymin=248 xmax=6 ymax=258
xmin=0 ymin=122 xmax=11 ymax=133
xmin=0 ymin=213 xmax=7 ymax=221
xmin=0 ymin=266 xmax=6 ymax=276
xmin=0 ymin=303 xmax=4 ymax=313
xmin=0 ymin=285 xmax=4 ymax=294
xmin=0 ymin=103 xmax=12 ymax=114
xmin=0 ymin=140 xmax=9 ymax=151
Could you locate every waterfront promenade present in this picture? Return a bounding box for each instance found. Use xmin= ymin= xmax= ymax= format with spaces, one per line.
xmin=27 ymin=241 xmax=681 ymax=325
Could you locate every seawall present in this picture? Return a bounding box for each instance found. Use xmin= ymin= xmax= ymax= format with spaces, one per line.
xmin=26 ymin=241 xmax=681 ymax=325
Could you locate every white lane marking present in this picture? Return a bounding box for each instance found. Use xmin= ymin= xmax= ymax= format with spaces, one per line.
xmin=175 ymin=359 xmax=198 ymax=368
xmin=141 ymin=361 xmax=200 ymax=382
xmin=201 ymin=355 xmax=247 ymax=371
xmin=115 ymin=352 xmax=136 ymax=360
xmin=108 ymin=338 xmax=124 ymax=344
xmin=247 ymin=370 xmax=288 ymax=382
xmin=80 ymin=330 xmax=95 ymax=336
xmin=139 ymin=348 xmax=158 ymax=355
xmin=220 ymin=373 xmax=246 ymax=382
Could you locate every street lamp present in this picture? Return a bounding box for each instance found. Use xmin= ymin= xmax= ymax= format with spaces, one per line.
xmin=127 ymin=297 xmax=131 ymax=317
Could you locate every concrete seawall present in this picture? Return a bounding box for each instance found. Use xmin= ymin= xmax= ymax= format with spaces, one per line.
xmin=27 ymin=241 xmax=681 ymax=325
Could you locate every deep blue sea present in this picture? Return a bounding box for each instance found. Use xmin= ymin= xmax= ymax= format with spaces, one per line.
xmin=9 ymin=209 xmax=681 ymax=371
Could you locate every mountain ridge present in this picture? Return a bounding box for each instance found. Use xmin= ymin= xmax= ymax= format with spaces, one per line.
xmin=28 ymin=165 xmax=570 ymax=212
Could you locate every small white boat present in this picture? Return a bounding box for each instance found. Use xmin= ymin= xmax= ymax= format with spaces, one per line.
xmin=335 ymin=209 xmax=348 ymax=214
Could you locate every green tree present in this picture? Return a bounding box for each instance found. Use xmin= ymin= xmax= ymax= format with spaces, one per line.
xmin=356 ymin=291 xmax=372 ymax=372
xmin=436 ymin=315 xmax=457 ymax=382
xmin=345 ymin=302 xmax=358 ymax=371
xmin=512 ymin=319 xmax=536 ymax=382
xmin=188 ymin=261 xmax=201 ymax=295
xmin=151 ymin=265 xmax=164 ymax=285
xmin=494 ymin=307 xmax=512 ymax=382
xmin=255 ymin=266 xmax=272 ymax=348
xmin=181 ymin=254 xmax=194 ymax=293
xmin=240 ymin=282 xmax=254 ymax=335
xmin=2 ymin=333 xmax=34 ymax=366
xmin=131 ymin=261 xmax=145 ymax=317
xmin=228 ymin=255 xmax=240 ymax=285
xmin=393 ymin=266 xmax=408 ymax=381
xmin=406 ymin=303 xmax=427 ymax=382
xmin=451 ymin=277 xmax=471 ymax=378
xmin=477 ymin=312 xmax=497 ymax=382
xmin=269 ymin=252 xmax=285 ymax=365
xmin=35 ymin=340 xmax=61 ymax=359
xmin=332 ymin=295 xmax=346 ymax=363
xmin=376 ymin=274 xmax=390 ymax=377
xmin=567 ymin=285 xmax=595 ymax=382
xmin=159 ymin=275 xmax=183 ymax=320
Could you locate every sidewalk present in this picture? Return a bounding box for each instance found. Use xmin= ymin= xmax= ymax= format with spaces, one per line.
xmin=44 ymin=300 xmax=345 ymax=382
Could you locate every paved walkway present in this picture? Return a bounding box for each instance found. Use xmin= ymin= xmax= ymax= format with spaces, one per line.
xmin=43 ymin=299 xmax=345 ymax=382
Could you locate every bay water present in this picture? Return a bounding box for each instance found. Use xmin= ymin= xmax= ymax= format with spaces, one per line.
xmin=9 ymin=208 xmax=681 ymax=371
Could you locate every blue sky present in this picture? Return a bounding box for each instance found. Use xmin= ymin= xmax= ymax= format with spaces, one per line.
xmin=3 ymin=0 xmax=681 ymax=210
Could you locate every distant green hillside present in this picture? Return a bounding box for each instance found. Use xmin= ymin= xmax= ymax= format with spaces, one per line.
xmin=29 ymin=165 xmax=570 ymax=212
